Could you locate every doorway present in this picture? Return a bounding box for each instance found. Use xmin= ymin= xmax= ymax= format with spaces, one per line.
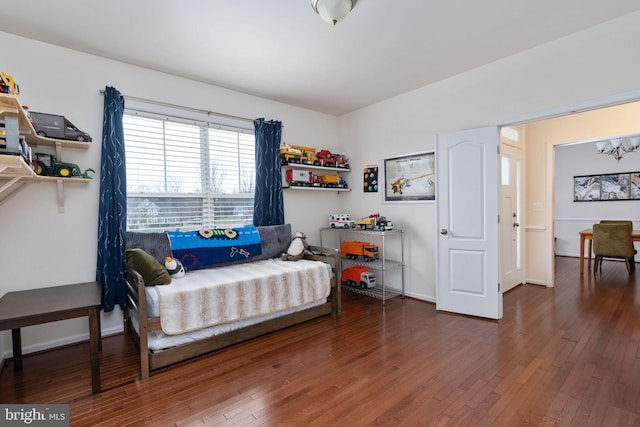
xmin=515 ymin=98 xmax=640 ymax=287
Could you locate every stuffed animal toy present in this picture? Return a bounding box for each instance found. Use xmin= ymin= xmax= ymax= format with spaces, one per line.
xmin=280 ymin=231 xmax=309 ymax=261
xmin=165 ymin=256 xmax=186 ymax=279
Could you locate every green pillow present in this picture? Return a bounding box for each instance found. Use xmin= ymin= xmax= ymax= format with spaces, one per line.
xmin=125 ymin=249 xmax=172 ymax=286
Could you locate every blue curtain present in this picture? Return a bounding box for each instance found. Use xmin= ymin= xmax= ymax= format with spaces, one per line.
xmin=96 ymin=86 xmax=127 ymax=312
xmin=253 ymin=118 xmax=284 ymax=226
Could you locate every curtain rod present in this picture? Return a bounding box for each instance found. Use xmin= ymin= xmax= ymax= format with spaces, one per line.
xmin=98 ymin=89 xmax=255 ymax=124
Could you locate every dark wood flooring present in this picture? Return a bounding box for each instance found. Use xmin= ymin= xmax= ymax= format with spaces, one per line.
xmin=2 ymin=256 xmax=640 ymax=426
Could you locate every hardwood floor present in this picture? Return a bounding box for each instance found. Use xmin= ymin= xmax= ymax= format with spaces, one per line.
xmin=2 ymin=256 xmax=640 ymax=426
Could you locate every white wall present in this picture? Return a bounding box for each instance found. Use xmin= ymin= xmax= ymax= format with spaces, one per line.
xmin=2 ymin=9 xmax=640 ymax=359
xmin=0 ymin=32 xmax=341 ymax=360
xmin=338 ymin=11 xmax=640 ymax=299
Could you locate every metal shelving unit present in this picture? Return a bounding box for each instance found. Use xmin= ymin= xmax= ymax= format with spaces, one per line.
xmin=320 ymin=227 xmax=404 ymax=305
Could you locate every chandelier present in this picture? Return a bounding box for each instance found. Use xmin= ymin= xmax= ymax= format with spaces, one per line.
xmin=595 ymin=136 xmax=640 ymax=162
xmin=311 ymin=0 xmax=357 ymax=25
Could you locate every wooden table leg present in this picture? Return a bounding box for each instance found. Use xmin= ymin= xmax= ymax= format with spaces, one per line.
xmin=11 ymin=328 xmax=22 ymax=371
xmin=88 ymin=307 xmax=101 ymax=394
xmin=580 ymin=235 xmax=585 ymax=275
xmin=587 ymin=239 xmax=592 ymax=270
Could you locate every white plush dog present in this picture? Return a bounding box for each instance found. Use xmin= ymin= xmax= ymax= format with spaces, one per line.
xmin=280 ymin=231 xmax=309 ymax=261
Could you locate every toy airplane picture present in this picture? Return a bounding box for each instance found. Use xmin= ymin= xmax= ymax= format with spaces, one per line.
xmin=390 ymin=173 xmax=433 ymax=194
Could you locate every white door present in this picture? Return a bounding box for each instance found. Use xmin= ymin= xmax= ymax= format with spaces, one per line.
xmin=436 ymin=127 xmax=502 ymax=319
xmin=500 ymin=143 xmax=524 ymax=292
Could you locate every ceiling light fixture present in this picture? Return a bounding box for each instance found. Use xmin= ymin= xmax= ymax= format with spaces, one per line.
xmin=595 ymin=136 xmax=640 ymax=162
xmin=311 ymin=0 xmax=357 ymax=25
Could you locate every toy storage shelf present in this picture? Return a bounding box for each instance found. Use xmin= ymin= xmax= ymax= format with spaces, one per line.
xmin=0 ymin=93 xmax=90 ymax=152
xmin=283 ymin=163 xmax=350 ymax=173
xmin=320 ymin=227 xmax=404 ymax=304
xmin=0 ymin=154 xmax=90 ymax=211
xmin=284 ymin=185 xmax=351 ymax=192
xmin=0 ymin=93 xmax=91 ymax=212
xmin=282 ymin=163 xmax=351 ymax=192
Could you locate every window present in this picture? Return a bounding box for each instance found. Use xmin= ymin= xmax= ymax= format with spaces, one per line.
xmin=123 ymin=108 xmax=255 ymax=231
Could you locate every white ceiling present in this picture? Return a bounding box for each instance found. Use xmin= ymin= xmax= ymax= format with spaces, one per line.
xmin=1 ymin=0 xmax=640 ymax=116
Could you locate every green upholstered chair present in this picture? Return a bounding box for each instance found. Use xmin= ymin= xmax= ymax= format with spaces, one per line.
xmin=600 ymin=220 xmax=633 ymax=227
xmin=600 ymin=220 xmax=636 ymax=263
xmin=592 ymin=223 xmax=636 ymax=274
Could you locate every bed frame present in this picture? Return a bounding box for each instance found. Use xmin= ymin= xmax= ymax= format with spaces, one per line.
xmin=124 ymin=245 xmax=341 ymax=379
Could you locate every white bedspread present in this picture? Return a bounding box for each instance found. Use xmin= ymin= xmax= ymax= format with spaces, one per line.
xmin=155 ymin=258 xmax=331 ymax=335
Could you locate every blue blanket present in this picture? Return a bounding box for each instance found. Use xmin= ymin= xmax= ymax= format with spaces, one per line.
xmin=167 ymin=226 xmax=262 ymax=270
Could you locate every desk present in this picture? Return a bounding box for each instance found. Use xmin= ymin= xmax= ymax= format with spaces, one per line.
xmin=0 ymin=281 xmax=102 ymax=394
xmin=579 ymin=229 xmax=640 ymax=275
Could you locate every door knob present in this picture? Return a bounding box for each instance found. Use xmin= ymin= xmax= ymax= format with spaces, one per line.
xmin=440 ymin=228 xmax=448 ymax=235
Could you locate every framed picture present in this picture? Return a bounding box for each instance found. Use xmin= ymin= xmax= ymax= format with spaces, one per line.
xmin=632 ymin=173 xmax=640 ymax=200
xmin=574 ymin=175 xmax=600 ymax=201
xmin=574 ymin=172 xmax=635 ymax=201
xmin=384 ymin=151 xmax=435 ymax=202
xmin=600 ymin=173 xmax=630 ymax=200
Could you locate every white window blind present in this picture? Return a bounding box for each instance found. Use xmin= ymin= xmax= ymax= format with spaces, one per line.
xmin=123 ymin=108 xmax=255 ymax=231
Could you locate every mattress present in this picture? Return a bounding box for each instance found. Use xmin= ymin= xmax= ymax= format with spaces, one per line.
xmin=143 ymin=258 xmax=333 ymax=334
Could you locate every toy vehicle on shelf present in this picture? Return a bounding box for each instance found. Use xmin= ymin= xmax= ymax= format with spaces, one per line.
xmin=329 ymin=214 xmax=355 ymax=228
xmin=342 ymin=266 xmax=376 ymax=289
xmin=279 ymin=142 xmax=303 ymax=164
xmin=285 ymin=169 xmax=348 ymax=189
xmin=300 ymin=146 xmax=317 ymax=165
xmin=332 ymin=153 xmax=349 ymax=169
xmin=315 ymin=149 xmax=336 ymax=167
xmin=340 ymin=240 xmax=379 ymax=262
xmin=285 ymin=169 xmax=311 ymax=186
xmin=376 ymin=216 xmax=394 ymax=231
xmin=355 ymin=213 xmax=394 ymax=230
xmin=0 ymin=72 xmax=19 ymax=96
xmin=33 ymin=152 xmax=56 ymax=176
xmin=32 ymin=152 xmax=94 ymax=179
xmin=316 ymin=174 xmax=348 ymax=189
xmin=354 ymin=216 xmax=375 ymax=229
xmin=30 ymin=112 xmax=92 ymax=142
xmin=53 ymin=161 xmax=94 ymax=179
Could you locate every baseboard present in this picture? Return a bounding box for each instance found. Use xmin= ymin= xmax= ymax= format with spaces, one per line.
xmin=525 ymin=279 xmax=549 ymax=286
xmin=403 ymin=291 xmax=436 ymax=304
xmin=0 ymin=325 xmax=122 ymax=361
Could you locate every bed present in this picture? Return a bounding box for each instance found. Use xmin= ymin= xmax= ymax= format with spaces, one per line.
xmin=123 ymin=224 xmax=341 ymax=378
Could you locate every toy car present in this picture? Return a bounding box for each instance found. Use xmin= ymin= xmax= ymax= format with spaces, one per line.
xmin=53 ymin=161 xmax=95 ymax=179
xmin=30 ymin=112 xmax=92 ymax=142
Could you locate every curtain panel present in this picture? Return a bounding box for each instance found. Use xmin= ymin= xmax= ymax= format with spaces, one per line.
xmin=96 ymin=86 xmax=127 ymax=312
xmin=253 ymin=118 xmax=284 ymax=226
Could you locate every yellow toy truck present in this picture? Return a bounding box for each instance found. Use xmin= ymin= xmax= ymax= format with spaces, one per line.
xmin=0 ymin=72 xmax=19 ymax=96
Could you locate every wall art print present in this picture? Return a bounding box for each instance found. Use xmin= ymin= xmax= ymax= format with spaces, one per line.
xmin=574 ymin=171 xmax=640 ymax=201
xmin=384 ymin=151 xmax=435 ymax=202
xmin=363 ymin=165 xmax=379 ymax=192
